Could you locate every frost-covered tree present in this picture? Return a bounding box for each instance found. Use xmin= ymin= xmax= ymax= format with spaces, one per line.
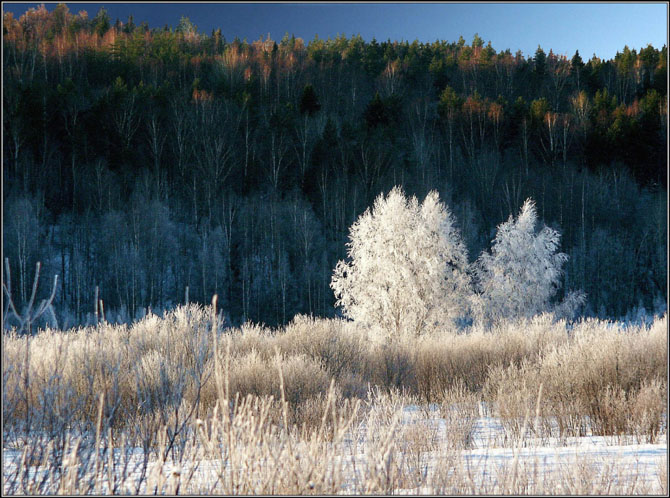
xmin=471 ymin=198 xmax=584 ymax=325
xmin=331 ymin=186 xmax=470 ymax=338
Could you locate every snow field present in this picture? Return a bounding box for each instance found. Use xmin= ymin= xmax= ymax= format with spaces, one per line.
xmin=4 ymin=404 xmax=667 ymax=495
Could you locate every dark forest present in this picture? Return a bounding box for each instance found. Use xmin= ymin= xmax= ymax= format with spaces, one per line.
xmin=3 ymin=5 xmax=667 ymax=329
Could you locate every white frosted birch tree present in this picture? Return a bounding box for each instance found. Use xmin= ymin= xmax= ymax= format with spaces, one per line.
xmin=331 ymin=186 xmax=470 ymax=338
xmin=471 ymin=198 xmax=584 ymax=325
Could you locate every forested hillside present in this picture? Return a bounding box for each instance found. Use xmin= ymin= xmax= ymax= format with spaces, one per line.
xmin=3 ymin=5 xmax=667 ymax=328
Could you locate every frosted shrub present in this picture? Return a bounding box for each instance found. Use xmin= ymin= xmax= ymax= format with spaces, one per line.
xmin=331 ymin=186 xmax=470 ymax=339
xmin=471 ymin=198 xmax=585 ymax=326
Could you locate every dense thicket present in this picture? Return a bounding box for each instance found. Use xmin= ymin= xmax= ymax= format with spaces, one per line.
xmin=3 ymin=5 xmax=667 ymax=328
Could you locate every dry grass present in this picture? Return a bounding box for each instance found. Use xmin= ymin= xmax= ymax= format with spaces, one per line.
xmin=3 ymin=383 xmax=665 ymax=495
xmin=484 ymin=315 xmax=668 ymax=442
xmin=2 ymin=307 xmax=667 ymax=494
xmin=4 ymin=307 xmax=667 ymax=436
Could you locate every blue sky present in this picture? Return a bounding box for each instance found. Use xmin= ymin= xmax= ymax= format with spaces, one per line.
xmin=3 ymin=3 xmax=667 ymax=60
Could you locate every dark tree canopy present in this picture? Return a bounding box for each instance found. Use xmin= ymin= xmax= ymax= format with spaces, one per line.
xmin=299 ymin=84 xmax=321 ymax=116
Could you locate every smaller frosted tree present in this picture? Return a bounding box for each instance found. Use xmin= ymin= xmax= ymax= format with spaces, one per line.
xmin=471 ymin=198 xmax=584 ymax=325
xmin=330 ymin=186 xmax=470 ymax=338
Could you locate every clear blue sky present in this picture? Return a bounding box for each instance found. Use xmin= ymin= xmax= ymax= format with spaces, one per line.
xmin=3 ymin=2 xmax=668 ymax=60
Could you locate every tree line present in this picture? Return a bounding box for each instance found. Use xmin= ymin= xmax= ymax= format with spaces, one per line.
xmin=3 ymin=5 xmax=667 ymax=328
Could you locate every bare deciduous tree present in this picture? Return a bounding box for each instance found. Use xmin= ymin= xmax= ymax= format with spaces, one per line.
xmin=3 ymin=259 xmax=59 ymax=334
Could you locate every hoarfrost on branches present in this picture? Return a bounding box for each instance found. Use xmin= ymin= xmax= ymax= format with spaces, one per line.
xmin=330 ymin=186 xmax=470 ymax=338
xmin=471 ymin=198 xmax=584 ymax=325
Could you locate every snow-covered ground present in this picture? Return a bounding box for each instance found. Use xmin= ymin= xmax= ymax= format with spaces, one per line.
xmin=4 ymin=404 xmax=666 ymax=495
